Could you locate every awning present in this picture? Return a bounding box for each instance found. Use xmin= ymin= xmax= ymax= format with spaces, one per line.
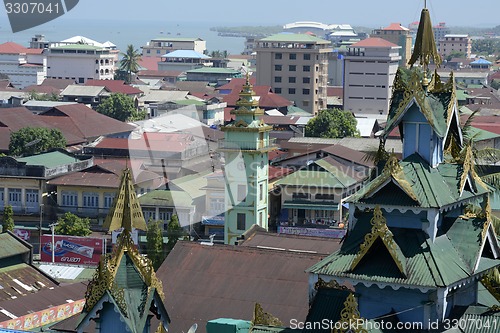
xmin=202 ymin=215 xmax=225 ymax=226
xmin=283 ymin=200 xmax=339 ymax=211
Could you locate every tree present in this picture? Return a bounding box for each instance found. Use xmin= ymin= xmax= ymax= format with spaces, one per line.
xmin=445 ymin=50 xmax=465 ymax=61
xmin=54 ymin=212 xmax=92 ymax=236
xmin=96 ymin=93 xmax=136 ymax=122
xmin=166 ymin=214 xmax=184 ymax=255
xmin=119 ymin=44 xmax=141 ymax=83
xmin=9 ymin=127 xmax=66 ymax=156
xmin=491 ymin=80 xmax=500 ymax=91
xmin=305 ymin=108 xmax=359 ymax=138
xmin=2 ymin=205 xmax=14 ymax=233
xmin=146 ymin=219 xmax=165 ymax=270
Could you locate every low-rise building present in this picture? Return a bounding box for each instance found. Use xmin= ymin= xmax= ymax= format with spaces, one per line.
xmin=141 ymin=37 xmax=206 ymax=57
xmin=185 ymin=67 xmax=242 ymax=85
xmin=157 ymin=50 xmax=212 ymax=72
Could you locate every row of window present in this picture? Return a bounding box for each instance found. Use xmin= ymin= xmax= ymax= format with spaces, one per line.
xmin=0 ymin=188 xmax=39 ymax=206
xmin=236 ymin=184 xmax=266 ymax=203
xmin=349 ymin=97 xmax=387 ymax=100
xmin=275 ymin=53 xmax=311 ymax=60
xmin=61 ymin=191 xmax=115 ymax=209
xmin=274 ymin=76 xmax=311 ymax=84
xmin=348 ymin=84 xmax=386 ymax=88
xmin=274 ymin=65 xmax=314 ymax=72
xmin=274 ymin=88 xmax=311 ymax=95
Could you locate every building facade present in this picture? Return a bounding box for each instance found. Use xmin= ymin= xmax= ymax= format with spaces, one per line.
xmin=255 ymin=34 xmax=332 ymax=115
xmin=372 ymin=23 xmax=412 ymax=67
xmin=343 ymin=37 xmax=401 ymax=115
xmin=438 ymin=34 xmax=472 ymax=59
xmin=219 ymin=78 xmax=276 ymax=244
xmin=141 ymin=37 xmax=206 ymax=57
xmin=0 ymin=42 xmax=46 ymax=89
xmin=46 ymin=44 xmax=118 ymax=83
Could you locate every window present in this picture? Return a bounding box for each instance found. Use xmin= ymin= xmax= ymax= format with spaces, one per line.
xmin=303 ymin=77 xmax=310 ymax=84
xmin=62 ymin=191 xmax=78 ymax=207
xmin=143 ymin=209 xmax=155 ymax=222
xmin=83 ymin=192 xmax=99 ymax=208
xmin=288 ymin=77 xmax=296 ymax=83
xmin=303 ymin=65 xmax=311 ymax=72
xmin=0 ymin=188 xmax=4 ymax=207
xmin=237 ymin=213 xmax=246 ymax=230
xmin=237 ymin=184 xmax=246 ymax=202
xmin=288 ymin=88 xmax=296 ymax=94
xmin=259 ymin=211 xmax=264 ymax=225
xmin=289 ymin=65 xmax=296 ymax=71
xmin=25 ymin=189 xmax=39 ymax=205
xmin=104 ymin=192 xmax=115 ymax=208
xmin=275 ymin=53 xmax=282 ymax=60
xmin=159 ymin=210 xmax=172 ymax=222
xmin=274 ymin=76 xmax=282 ymax=83
xmin=274 ymin=64 xmax=282 ymax=71
xmin=259 ymin=183 xmax=264 ymax=201
xmin=302 ymin=89 xmax=310 ymax=95
xmin=8 ymin=189 xmax=22 ymax=206
xmin=303 ymin=53 xmax=311 ymax=60
xmin=210 ymin=197 xmax=225 ymax=213
xmin=289 ymin=53 xmax=296 ymax=60
xmin=275 ymin=88 xmax=281 ymax=93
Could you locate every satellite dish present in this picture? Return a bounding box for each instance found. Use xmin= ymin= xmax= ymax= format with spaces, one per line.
xmin=187 ymin=323 xmax=198 ymax=333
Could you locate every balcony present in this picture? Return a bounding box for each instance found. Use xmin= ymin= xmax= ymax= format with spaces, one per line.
xmin=218 ymin=138 xmax=277 ymax=152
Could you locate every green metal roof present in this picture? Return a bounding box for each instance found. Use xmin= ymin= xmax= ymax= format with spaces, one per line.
xmin=169 ymin=171 xmax=211 ymax=199
xmin=0 ymin=233 xmax=30 ymax=260
xmin=276 ymin=170 xmax=354 ymax=189
xmin=449 ymin=305 xmax=500 ymax=333
xmin=307 ymin=212 xmax=500 ymax=288
xmin=173 ymin=99 xmax=205 ymax=106
xmin=349 ymin=153 xmax=489 ymax=208
xmin=259 ymin=33 xmax=331 ymax=44
xmin=455 ymin=89 xmax=468 ymax=101
xmin=467 ymin=126 xmax=500 ymax=141
xmin=138 ymin=190 xmax=193 ymax=208
xmin=303 ymin=288 xmax=351 ymax=333
xmin=17 ymin=151 xmax=80 ymax=168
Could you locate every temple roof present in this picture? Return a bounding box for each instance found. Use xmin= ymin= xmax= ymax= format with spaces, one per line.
xmin=307 ymin=208 xmax=500 ymax=288
xmin=349 ymin=153 xmax=488 ymax=208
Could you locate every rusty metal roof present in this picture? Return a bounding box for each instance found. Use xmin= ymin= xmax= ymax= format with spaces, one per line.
xmin=155 ymin=241 xmax=328 ymax=333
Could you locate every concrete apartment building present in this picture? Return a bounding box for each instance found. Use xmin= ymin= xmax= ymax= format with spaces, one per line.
xmin=46 ymin=45 xmax=118 ymax=83
xmin=372 ymin=23 xmax=412 ymax=67
xmin=343 ymin=37 xmax=401 ymax=115
xmin=255 ymin=34 xmax=332 ymax=115
xmin=141 ymin=37 xmax=206 ymax=57
xmin=0 ymin=42 xmax=46 ymax=89
xmin=438 ymin=34 xmax=472 ymax=59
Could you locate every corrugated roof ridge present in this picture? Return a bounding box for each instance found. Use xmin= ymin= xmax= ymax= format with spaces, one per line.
xmin=418 ymin=233 xmax=446 ymax=286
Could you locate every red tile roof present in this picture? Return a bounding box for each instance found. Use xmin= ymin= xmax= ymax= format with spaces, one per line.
xmin=156 ymin=241 xmax=327 ymax=333
xmin=217 ymin=77 xmax=257 ymax=91
xmin=382 ymin=23 xmax=410 ymax=31
xmin=0 ymin=42 xmax=43 ymax=54
xmin=39 ymin=104 xmax=136 ymax=140
xmin=223 ymin=85 xmax=292 ymax=109
xmin=138 ymin=57 xmax=162 ymax=71
xmin=327 ymin=86 xmax=343 ymax=97
xmin=84 ymin=80 xmax=143 ymax=95
xmin=350 ymin=37 xmax=398 ymax=48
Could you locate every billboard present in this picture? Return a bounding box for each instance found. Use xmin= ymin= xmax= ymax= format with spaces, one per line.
xmin=40 ymin=235 xmax=104 ymax=266
xmin=0 ymin=299 xmax=85 ymax=330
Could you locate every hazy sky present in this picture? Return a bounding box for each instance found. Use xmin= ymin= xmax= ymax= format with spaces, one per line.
xmin=1 ymin=0 xmax=499 ymax=28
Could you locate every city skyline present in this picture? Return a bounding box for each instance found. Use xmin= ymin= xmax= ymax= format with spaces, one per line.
xmin=1 ymin=0 xmax=499 ymax=32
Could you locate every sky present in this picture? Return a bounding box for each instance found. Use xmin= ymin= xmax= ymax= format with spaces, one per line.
xmin=1 ymin=0 xmax=499 ymax=29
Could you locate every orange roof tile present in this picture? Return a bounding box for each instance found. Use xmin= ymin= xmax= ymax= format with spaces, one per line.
xmin=350 ymin=37 xmax=399 ymax=48
xmin=0 ymin=42 xmax=43 ymax=54
xmin=382 ymin=23 xmax=410 ymax=31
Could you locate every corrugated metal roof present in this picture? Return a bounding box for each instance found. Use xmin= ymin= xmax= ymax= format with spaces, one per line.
xmin=17 ymin=151 xmax=81 ymax=169
xmin=0 ymin=233 xmax=30 ymax=260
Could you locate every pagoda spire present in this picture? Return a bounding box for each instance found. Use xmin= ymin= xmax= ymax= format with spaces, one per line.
xmin=103 ymin=168 xmax=147 ymax=233
xmin=408 ymin=5 xmax=442 ymax=83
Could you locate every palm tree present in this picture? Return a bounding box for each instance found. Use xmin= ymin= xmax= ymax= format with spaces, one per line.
xmin=119 ymin=44 xmax=142 ymax=83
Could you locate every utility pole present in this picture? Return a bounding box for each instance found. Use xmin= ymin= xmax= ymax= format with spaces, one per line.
xmin=49 ymin=222 xmax=59 ymax=263
xmin=39 ymin=203 xmax=44 ymax=256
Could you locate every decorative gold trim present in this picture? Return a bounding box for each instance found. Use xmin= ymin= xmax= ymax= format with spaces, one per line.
xmin=350 ymin=206 xmax=407 ymax=277
xmin=252 ymin=303 xmax=283 ymax=327
xmin=333 ymin=294 xmax=368 ymax=333
xmin=314 ymin=278 xmax=350 ymax=291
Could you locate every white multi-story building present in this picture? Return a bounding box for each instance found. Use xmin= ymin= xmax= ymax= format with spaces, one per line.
xmin=0 ymin=42 xmax=46 ymax=89
xmin=255 ymin=33 xmax=332 ymax=115
xmin=438 ymin=34 xmax=472 ymax=59
xmin=343 ymin=37 xmax=401 ymax=115
xmin=46 ymin=36 xmax=118 ymax=83
xmin=141 ymin=37 xmax=206 ymax=57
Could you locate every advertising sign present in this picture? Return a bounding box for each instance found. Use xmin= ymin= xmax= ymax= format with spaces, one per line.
xmin=13 ymin=228 xmax=31 ymax=241
xmin=40 ymin=235 xmax=103 ymax=266
xmin=0 ymin=299 xmax=85 ymax=330
xmin=278 ymin=226 xmax=347 ymax=239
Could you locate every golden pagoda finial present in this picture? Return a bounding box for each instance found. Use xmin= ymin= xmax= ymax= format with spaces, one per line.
xmin=408 ymin=5 xmax=442 ymax=83
xmin=103 ymin=168 xmax=147 ymax=233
